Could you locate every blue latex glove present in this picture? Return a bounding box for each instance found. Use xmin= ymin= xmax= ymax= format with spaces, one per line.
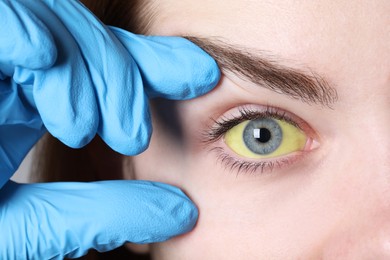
xmin=0 ymin=0 xmax=220 ymax=186
xmin=0 ymin=0 xmax=220 ymax=258
xmin=0 ymin=180 xmax=198 ymax=259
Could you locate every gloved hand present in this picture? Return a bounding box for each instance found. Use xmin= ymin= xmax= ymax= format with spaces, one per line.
xmin=0 ymin=0 xmax=220 ymax=187
xmin=0 ymin=0 xmax=220 ymax=259
xmin=0 ymin=180 xmax=198 ymax=259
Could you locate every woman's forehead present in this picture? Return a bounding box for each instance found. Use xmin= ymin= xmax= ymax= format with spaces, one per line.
xmin=151 ymin=0 xmax=389 ymax=96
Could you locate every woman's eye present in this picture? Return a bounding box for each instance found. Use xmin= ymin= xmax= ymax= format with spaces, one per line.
xmin=224 ymin=118 xmax=307 ymax=159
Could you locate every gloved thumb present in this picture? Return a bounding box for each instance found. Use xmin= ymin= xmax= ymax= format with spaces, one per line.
xmin=110 ymin=26 xmax=220 ymax=100
xmin=0 ymin=180 xmax=198 ymax=259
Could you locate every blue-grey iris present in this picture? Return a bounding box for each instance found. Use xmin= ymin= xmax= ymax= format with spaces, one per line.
xmin=243 ymin=118 xmax=283 ymax=155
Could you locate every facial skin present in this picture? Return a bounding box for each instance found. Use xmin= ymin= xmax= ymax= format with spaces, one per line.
xmin=124 ymin=0 xmax=390 ymax=258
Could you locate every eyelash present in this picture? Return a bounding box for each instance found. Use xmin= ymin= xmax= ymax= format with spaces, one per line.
xmin=205 ymin=105 xmax=313 ymax=175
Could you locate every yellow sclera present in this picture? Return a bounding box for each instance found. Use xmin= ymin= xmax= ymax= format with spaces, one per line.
xmin=224 ymin=119 xmax=307 ymax=159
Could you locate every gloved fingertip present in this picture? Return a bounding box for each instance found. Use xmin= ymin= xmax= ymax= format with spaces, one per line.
xmin=26 ymin=37 xmax=57 ymax=70
xmin=156 ymin=190 xmax=199 ymax=241
xmin=97 ymin=88 xmax=153 ymax=156
xmin=118 ymin=181 xmax=199 ymax=244
xmin=99 ymin=135 xmax=151 ymax=156
xmin=140 ymin=201 xmax=199 ymax=244
xmin=56 ymin=132 xmax=95 ymax=149
xmin=44 ymin=112 xmax=98 ymax=149
xmin=184 ymin=50 xmax=221 ymax=99
xmin=110 ymin=28 xmax=221 ymax=100
xmin=98 ymin=117 xmax=152 ymax=156
xmin=148 ymin=35 xmax=222 ymax=99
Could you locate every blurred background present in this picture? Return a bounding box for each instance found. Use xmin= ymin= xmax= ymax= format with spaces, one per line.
xmin=11 ymin=149 xmax=34 ymax=183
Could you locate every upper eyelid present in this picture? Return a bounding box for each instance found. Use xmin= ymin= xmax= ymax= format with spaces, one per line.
xmin=203 ymin=105 xmax=304 ymax=144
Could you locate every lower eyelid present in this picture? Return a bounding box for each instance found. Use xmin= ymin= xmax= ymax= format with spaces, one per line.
xmin=209 ymin=143 xmax=312 ymax=175
xmin=223 ymin=138 xmax=318 ymax=174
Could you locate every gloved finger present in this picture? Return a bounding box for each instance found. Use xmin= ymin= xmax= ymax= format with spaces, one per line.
xmin=12 ymin=0 xmax=99 ymax=149
xmin=0 ymin=180 xmax=198 ymax=259
xmin=0 ymin=80 xmax=45 ymax=188
xmin=0 ymin=0 xmax=56 ymax=71
xmin=95 ymin=81 xmax=152 ymax=155
xmin=110 ymin=27 xmax=221 ymax=100
xmin=41 ymin=0 xmax=153 ymax=155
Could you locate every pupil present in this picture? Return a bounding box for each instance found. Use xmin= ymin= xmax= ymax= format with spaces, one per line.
xmin=255 ymin=128 xmax=271 ymax=143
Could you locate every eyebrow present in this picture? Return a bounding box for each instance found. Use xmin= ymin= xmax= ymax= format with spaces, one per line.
xmin=185 ymin=36 xmax=338 ymax=107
